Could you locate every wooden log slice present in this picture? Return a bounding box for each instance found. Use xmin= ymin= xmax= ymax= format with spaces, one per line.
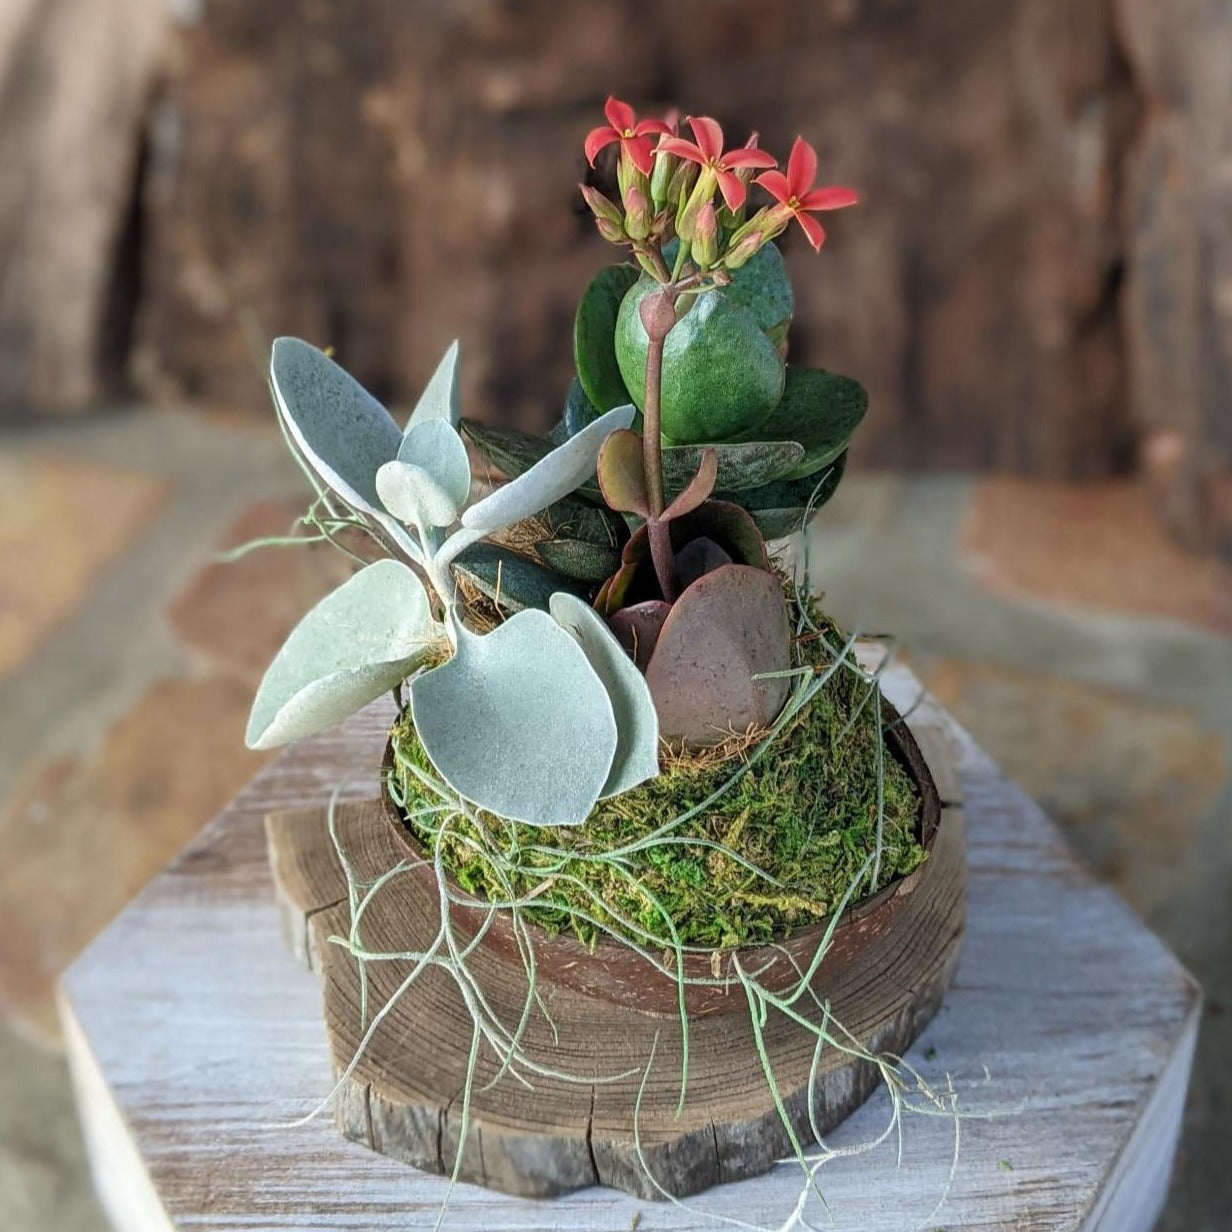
xmin=265 ymin=705 xmax=964 ymax=1201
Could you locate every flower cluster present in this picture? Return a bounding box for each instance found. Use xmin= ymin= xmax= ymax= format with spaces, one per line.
xmin=582 ymin=97 xmax=857 ymax=280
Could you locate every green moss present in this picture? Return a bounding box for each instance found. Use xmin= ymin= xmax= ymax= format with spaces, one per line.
xmin=388 ymin=618 xmax=924 ymax=952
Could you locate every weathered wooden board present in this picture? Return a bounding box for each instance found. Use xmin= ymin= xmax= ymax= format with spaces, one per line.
xmin=59 ymin=665 xmax=1200 ymax=1231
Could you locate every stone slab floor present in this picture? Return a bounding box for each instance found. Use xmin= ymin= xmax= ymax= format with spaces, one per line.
xmin=0 ymin=407 xmax=1229 ymax=1231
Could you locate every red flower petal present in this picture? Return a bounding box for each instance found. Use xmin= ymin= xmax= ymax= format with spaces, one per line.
xmin=721 ymin=147 xmax=778 ymax=171
xmin=658 ymin=136 xmax=706 ymax=165
xmin=623 ymin=134 xmax=657 ymax=175
xmin=585 ymin=126 xmax=620 ymax=166
xmin=687 ymin=115 xmax=725 ymax=163
xmin=753 ymin=169 xmax=792 ymax=204
xmin=605 ymin=97 xmax=636 ymax=133
xmin=634 ymin=118 xmax=672 ymax=138
xmin=716 ymin=168 xmax=747 ymax=212
xmin=795 ymin=210 xmax=827 ymax=251
xmin=786 ymin=137 xmax=818 ymax=200
xmin=799 ymin=186 xmax=859 ymax=211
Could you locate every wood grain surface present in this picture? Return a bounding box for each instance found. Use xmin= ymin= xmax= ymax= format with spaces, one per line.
xmin=60 ymin=664 xmax=1201 ymax=1231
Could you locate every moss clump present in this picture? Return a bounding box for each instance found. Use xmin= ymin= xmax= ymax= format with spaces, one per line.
xmin=388 ymin=618 xmax=924 ymax=952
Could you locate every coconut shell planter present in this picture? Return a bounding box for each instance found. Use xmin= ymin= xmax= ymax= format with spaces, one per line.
xmin=251 ymin=99 xmax=965 ymax=1210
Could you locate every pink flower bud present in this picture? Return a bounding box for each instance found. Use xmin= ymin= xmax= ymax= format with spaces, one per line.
xmin=722 ymin=229 xmax=763 ymax=270
xmin=579 ymin=184 xmax=626 ymax=245
xmin=676 ymin=168 xmax=717 ymax=241
xmin=623 ymin=186 xmax=653 ymax=241
xmin=693 ymin=201 xmax=719 ymax=269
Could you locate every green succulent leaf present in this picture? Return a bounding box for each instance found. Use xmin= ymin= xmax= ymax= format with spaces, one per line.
xmin=536 ymin=537 xmax=622 ymax=583
xmin=615 ymin=279 xmax=785 ymax=444
xmin=662 ymin=439 xmax=803 ymax=496
xmin=547 ymin=380 xmax=605 ymax=447
xmin=723 ymin=242 xmax=793 ymax=338
xmin=451 ymin=544 xmax=587 ymax=612
xmin=460 ymin=405 xmax=634 ymax=536
xmin=725 ymin=451 xmax=849 ymax=539
xmin=742 ymin=368 xmax=867 ymax=481
xmin=574 ymin=265 xmax=639 ymax=412
xmin=410 ymin=611 xmax=619 ymax=827
xmin=539 ymin=495 xmax=624 ymax=548
xmin=463 ymin=419 xmax=549 ymax=477
xmin=563 ymin=377 xmax=606 ymax=437
xmin=406 ymin=340 xmax=461 ymax=429
xmin=245 ymin=559 xmax=439 ymax=750
xmin=549 ymin=593 xmax=659 ymax=796
xmin=269 ymin=337 xmax=421 ymax=560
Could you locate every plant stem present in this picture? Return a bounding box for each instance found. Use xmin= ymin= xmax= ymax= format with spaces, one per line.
xmin=639 ymin=288 xmax=679 ymax=602
xmin=643 ymin=332 xmax=667 ymax=519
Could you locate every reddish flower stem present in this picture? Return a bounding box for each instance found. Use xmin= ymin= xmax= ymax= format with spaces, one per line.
xmin=639 ymin=289 xmax=679 ymax=602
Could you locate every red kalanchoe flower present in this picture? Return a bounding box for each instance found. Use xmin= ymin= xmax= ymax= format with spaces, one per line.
xmin=658 ymin=116 xmax=777 ymax=211
xmin=754 ymin=136 xmax=858 ymax=251
xmin=585 ymin=97 xmax=672 ymax=176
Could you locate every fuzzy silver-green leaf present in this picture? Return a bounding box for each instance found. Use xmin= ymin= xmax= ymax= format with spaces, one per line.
xmin=549 ymin=592 xmax=659 ymax=797
xmin=410 ymin=611 xmax=618 ymax=826
xmin=246 ymin=559 xmax=439 ymax=750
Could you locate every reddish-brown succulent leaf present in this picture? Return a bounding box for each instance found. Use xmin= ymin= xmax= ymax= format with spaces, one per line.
xmin=595 ymin=498 xmax=771 ymax=615
xmin=645 ymin=564 xmax=792 ymax=748
xmin=675 ymin=536 xmax=733 ymax=590
xmin=662 ymin=447 xmax=718 ymax=521
xmin=608 ymin=600 xmax=672 ymax=671
xmin=597 ymin=428 xmax=651 ymax=517
xmin=669 ymin=500 xmax=770 ymax=571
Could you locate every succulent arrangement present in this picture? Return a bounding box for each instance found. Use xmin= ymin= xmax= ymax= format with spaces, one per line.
xmin=247 ymin=97 xmax=867 ymax=830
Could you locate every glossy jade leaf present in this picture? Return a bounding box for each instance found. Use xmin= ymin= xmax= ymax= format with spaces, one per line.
xmin=547 ymin=379 xmax=606 ymax=447
xmin=451 ymin=543 xmax=587 ymax=613
xmin=615 ymin=278 xmax=785 ymax=444
xmin=723 ymin=451 xmax=848 ymax=539
xmin=376 ymin=419 xmax=471 ymax=529
xmin=662 ymin=439 xmax=803 ymax=496
xmin=723 ymin=242 xmax=794 ymax=340
xmin=406 ymin=340 xmax=461 ymax=429
xmin=659 ymin=238 xmax=792 ymax=341
xmin=460 ymin=405 xmax=635 ymax=536
xmin=409 ymin=611 xmax=618 ymax=827
xmin=595 ymin=499 xmax=769 ymax=615
xmin=574 ymin=265 xmax=639 ymax=412
xmin=245 ymin=559 xmax=439 ymax=751
xmin=645 ymin=563 xmax=791 ymax=748
xmin=549 ymin=593 xmax=659 ymax=797
xmin=269 ymin=337 xmax=421 ymax=560
xmin=742 ymin=367 xmax=867 ymax=481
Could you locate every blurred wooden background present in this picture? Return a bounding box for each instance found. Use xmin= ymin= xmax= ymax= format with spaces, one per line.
xmin=1 ymin=0 xmax=1229 ymax=554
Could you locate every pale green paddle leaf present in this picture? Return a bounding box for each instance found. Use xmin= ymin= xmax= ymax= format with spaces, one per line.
xmin=549 ymin=593 xmax=659 ymax=797
xmin=246 ymin=559 xmax=440 ymax=750
xmin=407 ymin=340 xmax=461 ymax=429
xmin=410 ymin=611 xmax=618 ymax=827
xmin=377 ymin=419 xmax=471 ymax=528
xmin=269 ymin=337 xmax=421 ymax=560
xmin=460 ymin=405 xmax=635 ymax=535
